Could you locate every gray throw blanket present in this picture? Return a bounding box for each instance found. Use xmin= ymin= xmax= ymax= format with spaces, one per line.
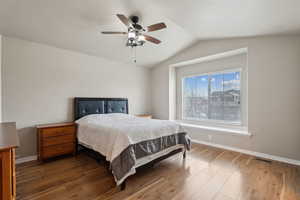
xmin=111 ymin=132 xmax=191 ymax=185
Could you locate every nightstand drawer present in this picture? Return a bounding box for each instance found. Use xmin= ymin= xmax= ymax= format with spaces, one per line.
xmin=42 ymin=143 xmax=74 ymax=158
xmin=42 ymin=126 xmax=75 ymax=138
xmin=43 ymin=134 xmax=75 ymax=147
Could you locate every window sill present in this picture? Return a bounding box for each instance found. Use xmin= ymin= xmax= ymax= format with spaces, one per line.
xmin=179 ymin=122 xmax=252 ymax=137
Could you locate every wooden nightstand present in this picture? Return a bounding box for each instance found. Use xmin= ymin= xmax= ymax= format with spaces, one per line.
xmin=37 ymin=122 xmax=76 ymax=161
xmin=136 ymin=114 xmax=152 ymax=119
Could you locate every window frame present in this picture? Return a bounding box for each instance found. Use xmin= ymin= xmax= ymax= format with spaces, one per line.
xmin=181 ymin=68 xmax=243 ymax=126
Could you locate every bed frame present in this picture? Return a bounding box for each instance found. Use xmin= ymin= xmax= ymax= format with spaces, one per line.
xmin=74 ymin=97 xmax=186 ymax=190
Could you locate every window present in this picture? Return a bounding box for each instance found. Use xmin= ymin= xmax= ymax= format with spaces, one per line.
xmin=182 ymin=69 xmax=241 ymax=124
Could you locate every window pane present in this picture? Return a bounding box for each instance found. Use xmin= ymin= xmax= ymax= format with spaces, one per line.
xmin=209 ymin=74 xmax=224 ymax=120
xmin=223 ymin=71 xmax=241 ymax=122
xmin=183 ymin=75 xmax=208 ymax=120
xmin=182 ymin=70 xmax=241 ymax=124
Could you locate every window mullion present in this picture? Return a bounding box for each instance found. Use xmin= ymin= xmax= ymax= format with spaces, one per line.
xmin=222 ymin=73 xmax=225 ymax=121
xmin=208 ymin=75 xmax=211 ymax=119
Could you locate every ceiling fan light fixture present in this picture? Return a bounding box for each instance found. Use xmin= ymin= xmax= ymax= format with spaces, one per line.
xmin=128 ymin=31 xmax=136 ymax=39
xmin=127 ymin=39 xmax=136 ymax=46
xmin=138 ymin=35 xmax=145 ymax=41
xmin=126 ymin=38 xmax=144 ymax=47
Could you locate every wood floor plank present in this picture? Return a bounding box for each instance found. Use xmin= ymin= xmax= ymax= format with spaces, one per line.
xmin=16 ymin=144 xmax=300 ymax=200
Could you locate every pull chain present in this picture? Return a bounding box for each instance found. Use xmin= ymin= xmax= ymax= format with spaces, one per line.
xmin=131 ymin=46 xmax=137 ymax=63
xmin=134 ymin=47 xmax=137 ymax=63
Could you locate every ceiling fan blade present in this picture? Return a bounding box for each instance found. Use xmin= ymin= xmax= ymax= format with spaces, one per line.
xmin=147 ymin=22 xmax=167 ymax=32
xmin=116 ymin=14 xmax=130 ymax=27
xmin=143 ymin=34 xmax=161 ymax=44
xmin=101 ymin=31 xmax=127 ymax=34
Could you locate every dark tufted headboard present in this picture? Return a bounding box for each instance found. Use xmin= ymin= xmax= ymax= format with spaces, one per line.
xmin=74 ymin=97 xmax=128 ymax=120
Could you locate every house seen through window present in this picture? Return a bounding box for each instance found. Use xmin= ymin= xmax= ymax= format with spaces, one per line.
xmin=182 ymin=70 xmax=241 ymax=124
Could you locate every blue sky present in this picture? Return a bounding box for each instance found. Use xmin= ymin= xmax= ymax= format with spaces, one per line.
xmin=183 ymin=71 xmax=240 ymax=97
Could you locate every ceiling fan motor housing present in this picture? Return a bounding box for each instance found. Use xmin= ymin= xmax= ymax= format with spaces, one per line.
xmin=130 ymin=16 xmax=139 ymax=24
xmin=130 ymin=16 xmax=143 ymax=30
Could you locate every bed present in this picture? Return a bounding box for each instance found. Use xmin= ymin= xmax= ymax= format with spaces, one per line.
xmin=74 ymin=97 xmax=191 ymax=190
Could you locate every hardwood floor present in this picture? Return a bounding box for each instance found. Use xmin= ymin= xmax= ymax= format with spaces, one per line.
xmin=16 ymin=143 xmax=300 ymax=200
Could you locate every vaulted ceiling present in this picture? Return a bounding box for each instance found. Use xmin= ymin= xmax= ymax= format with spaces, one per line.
xmin=0 ymin=0 xmax=299 ymax=67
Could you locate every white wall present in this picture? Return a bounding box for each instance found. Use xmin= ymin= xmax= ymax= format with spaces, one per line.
xmin=151 ymin=35 xmax=300 ymax=161
xmin=2 ymin=37 xmax=151 ymax=158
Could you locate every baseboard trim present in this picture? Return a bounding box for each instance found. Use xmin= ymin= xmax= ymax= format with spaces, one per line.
xmin=16 ymin=155 xmax=38 ymax=164
xmin=192 ymin=139 xmax=300 ymax=166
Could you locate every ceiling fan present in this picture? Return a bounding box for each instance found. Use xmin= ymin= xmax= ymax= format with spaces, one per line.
xmin=102 ymin=14 xmax=167 ymax=47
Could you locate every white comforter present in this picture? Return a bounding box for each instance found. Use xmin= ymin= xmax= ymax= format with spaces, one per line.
xmin=76 ymin=113 xmax=184 ymax=162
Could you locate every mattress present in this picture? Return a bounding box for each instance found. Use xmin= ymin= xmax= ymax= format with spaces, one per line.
xmin=76 ymin=113 xmax=191 ymax=185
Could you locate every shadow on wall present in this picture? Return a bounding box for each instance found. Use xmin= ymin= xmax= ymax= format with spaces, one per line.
xmin=67 ymin=97 xmax=74 ymax=121
xmin=16 ymin=126 xmax=37 ymax=158
xmin=16 ymin=97 xmax=75 ymax=158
